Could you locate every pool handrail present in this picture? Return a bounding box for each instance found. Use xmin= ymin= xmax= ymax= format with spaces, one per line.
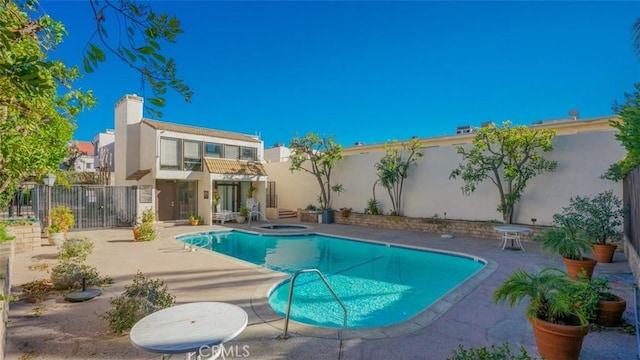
xmin=281 ymin=268 xmax=347 ymax=338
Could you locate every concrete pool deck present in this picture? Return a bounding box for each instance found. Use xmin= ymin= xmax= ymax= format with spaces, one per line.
xmin=5 ymin=220 xmax=638 ymax=359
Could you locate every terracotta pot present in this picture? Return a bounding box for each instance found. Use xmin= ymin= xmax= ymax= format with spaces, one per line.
xmin=132 ymin=228 xmax=138 ymax=241
xmin=190 ymin=220 xmax=199 ymax=226
xmin=562 ymin=257 xmax=597 ymax=280
xmin=592 ymin=244 xmax=617 ymax=263
xmin=529 ymin=317 xmax=589 ymax=360
xmin=596 ymin=296 xmax=627 ymax=327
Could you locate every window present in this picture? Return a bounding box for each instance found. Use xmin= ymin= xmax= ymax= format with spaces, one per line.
xmin=225 ymin=145 xmax=240 ymax=160
xmin=241 ymin=147 xmax=257 ymax=161
xmin=205 ymin=143 xmax=223 ymax=158
xmin=183 ymin=140 xmax=202 ymax=171
xmin=160 ymin=137 xmax=181 ymax=170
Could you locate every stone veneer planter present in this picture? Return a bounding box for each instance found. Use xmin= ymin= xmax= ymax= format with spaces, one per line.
xmin=334 ymin=212 xmax=544 ymax=242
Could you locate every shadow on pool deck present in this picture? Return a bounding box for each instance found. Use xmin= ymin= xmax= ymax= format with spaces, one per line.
xmin=4 ymin=219 xmax=637 ymax=360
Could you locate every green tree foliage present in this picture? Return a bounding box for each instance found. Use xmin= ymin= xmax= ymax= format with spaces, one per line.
xmin=449 ymin=121 xmax=557 ymax=224
xmin=83 ymin=0 xmax=193 ymax=117
xmin=0 ymin=0 xmax=191 ymax=208
xmin=289 ymin=133 xmax=343 ymax=210
xmin=373 ymin=138 xmax=423 ymax=216
xmin=0 ymin=0 xmax=95 ymax=207
xmin=604 ymin=84 xmax=640 ymax=181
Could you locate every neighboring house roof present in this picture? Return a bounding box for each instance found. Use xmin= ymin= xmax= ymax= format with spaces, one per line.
xmin=74 ymin=141 xmax=95 ymax=156
xmin=141 ymin=119 xmax=261 ymax=144
xmin=126 ymin=169 xmax=151 ymax=181
xmin=204 ymin=158 xmax=267 ymax=176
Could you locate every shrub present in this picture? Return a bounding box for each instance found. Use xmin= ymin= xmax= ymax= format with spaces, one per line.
xmin=365 ymin=198 xmax=381 ymax=215
xmin=135 ymin=222 xmax=156 ymax=241
xmin=103 ymin=271 xmax=175 ymax=334
xmin=58 ymin=237 xmax=94 ymax=262
xmin=140 ymin=208 xmax=155 ymax=224
xmin=0 ymin=223 xmax=14 ymax=243
xmin=49 ymin=206 xmax=75 ymax=232
xmin=448 ymin=343 xmax=535 ymax=360
xmin=50 ymin=262 xmax=113 ymax=290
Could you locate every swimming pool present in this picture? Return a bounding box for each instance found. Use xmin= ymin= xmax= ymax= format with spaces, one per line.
xmin=176 ymin=231 xmax=485 ymax=329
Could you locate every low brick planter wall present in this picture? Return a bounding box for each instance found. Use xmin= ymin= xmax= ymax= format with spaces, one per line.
xmin=334 ymin=212 xmax=545 ymax=242
xmin=7 ymin=222 xmax=42 ymax=253
xmin=298 ymin=210 xmax=321 ymax=223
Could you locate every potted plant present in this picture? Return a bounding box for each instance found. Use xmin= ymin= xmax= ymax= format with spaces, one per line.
xmin=572 ymin=274 xmax=627 ymax=327
xmin=212 ymin=189 xmax=221 ymax=213
xmin=493 ymin=267 xmax=589 ymax=360
xmin=47 ymin=206 xmax=75 ymax=246
xmin=50 ymin=205 xmax=75 ymax=234
xmin=565 ymin=190 xmax=623 ymax=263
xmin=135 ymin=222 xmax=156 ymax=241
xmin=535 ymin=201 xmax=596 ymax=280
xmin=236 ymin=206 xmax=249 ymax=224
xmin=189 ymin=214 xmax=200 ymax=226
xmin=46 ymin=223 xmax=65 ymax=246
xmin=133 ymin=207 xmax=156 ymax=241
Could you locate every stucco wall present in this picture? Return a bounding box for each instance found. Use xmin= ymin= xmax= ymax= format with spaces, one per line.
xmin=264 ymin=130 xmax=624 ymax=226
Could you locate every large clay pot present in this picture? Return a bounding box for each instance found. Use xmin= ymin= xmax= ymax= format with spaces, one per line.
xmin=592 ymin=244 xmax=617 ymax=263
xmin=529 ymin=317 xmax=589 ymax=360
xmin=48 ymin=232 xmax=65 ymax=247
xmin=596 ymin=296 xmax=627 ymax=327
xmin=562 ymin=257 xmax=597 ymax=280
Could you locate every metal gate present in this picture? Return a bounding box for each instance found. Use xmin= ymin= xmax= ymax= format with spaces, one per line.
xmin=33 ymin=185 xmax=138 ymax=230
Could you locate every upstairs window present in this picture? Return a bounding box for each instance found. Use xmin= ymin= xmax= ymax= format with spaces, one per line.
xmin=225 ymin=145 xmax=240 ymax=160
xmin=160 ymin=138 xmax=181 ymax=170
xmin=241 ymin=147 xmax=257 ymax=161
xmin=183 ymin=140 xmax=202 ymax=171
xmin=205 ymin=143 xmax=223 ymax=158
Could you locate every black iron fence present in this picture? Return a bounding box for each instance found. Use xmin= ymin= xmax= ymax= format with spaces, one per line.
xmin=2 ymin=184 xmax=137 ymax=230
xmin=624 ymin=167 xmax=640 ymax=254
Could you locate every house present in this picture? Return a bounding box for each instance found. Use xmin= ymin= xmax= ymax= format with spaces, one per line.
xmin=92 ymin=129 xmax=115 ymax=173
xmin=113 ymin=94 xmax=268 ymax=224
xmin=63 ymin=140 xmax=95 ymax=172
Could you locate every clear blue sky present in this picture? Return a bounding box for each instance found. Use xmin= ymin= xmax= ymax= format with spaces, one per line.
xmin=42 ymin=1 xmax=640 ymax=148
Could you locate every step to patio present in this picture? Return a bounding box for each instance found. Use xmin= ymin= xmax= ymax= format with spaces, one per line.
xmin=277 ymin=209 xmax=297 ymax=219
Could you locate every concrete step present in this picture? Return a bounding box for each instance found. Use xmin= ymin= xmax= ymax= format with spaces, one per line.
xmin=277 ymin=209 xmax=297 ymax=219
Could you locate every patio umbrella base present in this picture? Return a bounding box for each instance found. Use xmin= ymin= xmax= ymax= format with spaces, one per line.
xmin=65 ymin=288 xmax=101 ymax=302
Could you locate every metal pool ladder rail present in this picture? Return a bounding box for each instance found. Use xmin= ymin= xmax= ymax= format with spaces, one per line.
xmin=281 ymin=269 xmax=347 ymax=338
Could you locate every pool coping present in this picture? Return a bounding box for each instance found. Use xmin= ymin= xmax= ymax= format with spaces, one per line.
xmin=174 ymin=229 xmax=498 ymax=340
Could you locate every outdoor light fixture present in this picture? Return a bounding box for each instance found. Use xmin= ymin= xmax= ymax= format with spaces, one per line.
xmin=43 ymin=173 xmax=56 ymax=187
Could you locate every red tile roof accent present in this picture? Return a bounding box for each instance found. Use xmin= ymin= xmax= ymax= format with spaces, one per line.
xmin=74 ymin=141 xmax=95 ymax=156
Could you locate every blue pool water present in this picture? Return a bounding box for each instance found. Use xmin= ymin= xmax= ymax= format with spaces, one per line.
xmin=177 ymin=231 xmax=485 ymax=328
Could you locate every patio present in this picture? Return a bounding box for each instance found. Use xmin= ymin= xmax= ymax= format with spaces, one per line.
xmin=5 ymin=220 xmax=637 ymax=359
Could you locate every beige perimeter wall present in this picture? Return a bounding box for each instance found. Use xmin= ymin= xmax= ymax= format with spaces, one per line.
xmin=264 ymin=130 xmax=625 ymax=226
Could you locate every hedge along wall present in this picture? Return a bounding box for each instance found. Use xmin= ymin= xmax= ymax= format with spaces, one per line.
xmin=332 ymin=211 xmax=546 ymax=242
xmin=264 ymin=130 xmax=624 ymax=226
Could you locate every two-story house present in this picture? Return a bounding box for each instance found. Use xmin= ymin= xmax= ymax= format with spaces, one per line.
xmin=114 ymin=94 xmax=268 ymax=224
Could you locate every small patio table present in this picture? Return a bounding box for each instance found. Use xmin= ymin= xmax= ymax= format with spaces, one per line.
xmin=493 ymin=225 xmax=530 ymax=251
xmin=130 ymin=302 xmax=248 ymax=359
